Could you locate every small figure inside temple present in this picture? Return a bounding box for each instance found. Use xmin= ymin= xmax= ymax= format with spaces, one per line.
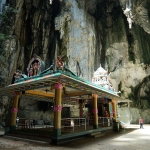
xmin=33 ymin=62 xmax=38 ymax=76
xmin=29 ymin=67 xmax=33 ymax=77
xmin=105 ymin=111 xmax=110 ymax=117
xmin=14 ymin=70 xmax=22 ymax=79
xmin=37 ymin=62 xmax=41 ymax=74
xmin=55 ymin=56 xmax=64 ymax=70
xmin=12 ymin=70 xmax=22 ymax=83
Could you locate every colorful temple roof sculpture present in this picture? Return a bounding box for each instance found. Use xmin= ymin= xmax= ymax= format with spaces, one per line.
xmin=92 ymin=64 xmax=116 ymax=93
xmin=0 ymin=56 xmax=122 ymax=102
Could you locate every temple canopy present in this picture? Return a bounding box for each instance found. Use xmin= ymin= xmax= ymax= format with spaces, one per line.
xmin=0 ymin=69 xmax=121 ymax=102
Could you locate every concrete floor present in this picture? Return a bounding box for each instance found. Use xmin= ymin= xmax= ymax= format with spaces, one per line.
xmin=0 ymin=124 xmax=150 ymax=150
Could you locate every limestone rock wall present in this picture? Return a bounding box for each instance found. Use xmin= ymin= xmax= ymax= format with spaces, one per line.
xmin=0 ymin=0 xmax=150 ymax=124
xmin=118 ymin=107 xmax=150 ymax=124
xmin=55 ymin=0 xmax=96 ymax=80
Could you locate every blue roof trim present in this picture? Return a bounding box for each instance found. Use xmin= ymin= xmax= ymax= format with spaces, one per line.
xmin=12 ymin=68 xmax=118 ymax=96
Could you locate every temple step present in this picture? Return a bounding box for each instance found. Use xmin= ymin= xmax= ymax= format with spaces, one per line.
xmin=89 ymin=132 xmax=105 ymax=138
xmin=94 ymin=133 xmax=105 ymax=138
xmin=90 ymin=132 xmax=102 ymax=136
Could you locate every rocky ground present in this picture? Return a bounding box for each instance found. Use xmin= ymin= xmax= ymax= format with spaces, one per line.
xmin=0 ymin=124 xmax=150 ymax=150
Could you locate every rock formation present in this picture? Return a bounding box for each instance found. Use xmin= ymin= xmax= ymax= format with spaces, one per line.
xmin=0 ymin=0 xmax=150 ymax=124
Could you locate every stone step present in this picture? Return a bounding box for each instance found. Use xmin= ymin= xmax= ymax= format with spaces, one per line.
xmin=90 ymin=132 xmax=102 ymax=136
xmin=89 ymin=132 xmax=105 ymax=138
xmin=94 ymin=133 xmax=105 ymax=138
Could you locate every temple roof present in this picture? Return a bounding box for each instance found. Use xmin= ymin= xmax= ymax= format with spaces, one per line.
xmin=0 ymin=69 xmax=121 ymax=102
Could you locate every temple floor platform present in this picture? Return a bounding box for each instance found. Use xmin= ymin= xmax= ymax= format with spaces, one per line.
xmin=7 ymin=125 xmax=113 ymax=144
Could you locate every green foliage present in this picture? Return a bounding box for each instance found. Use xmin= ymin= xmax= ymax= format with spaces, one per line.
xmin=0 ymin=7 xmax=16 ymax=24
xmin=0 ymin=7 xmax=16 ymax=55
xmin=0 ymin=7 xmax=17 ymax=36
xmin=0 ymin=33 xmax=9 ymax=41
xmin=0 ymin=33 xmax=6 ymax=40
xmin=0 ymin=14 xmax=9 ymax=22
xmin=6 ymin=7 xmax=18 ymax=14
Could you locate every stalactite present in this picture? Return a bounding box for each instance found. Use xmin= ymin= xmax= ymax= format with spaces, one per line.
xmin=123 ymin=0 xmax=133 ymax=29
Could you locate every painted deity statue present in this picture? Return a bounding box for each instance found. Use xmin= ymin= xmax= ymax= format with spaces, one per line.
xmin=14 ymin=70 xmax=22 ymax=79
xmin=29 ymin=67 xmax=33 ymax=77
xmin=32 ymin=62 xmax=38 ymax=76
xmin=55 ymin=56 xmax=64 ymax=70
xmin=27 ymin=55 xmax=44 ymax=77
xmin=37 ymin=62 xmax=41 ymax=74
xmin=12 ymin=69 xmax=27 ymax=83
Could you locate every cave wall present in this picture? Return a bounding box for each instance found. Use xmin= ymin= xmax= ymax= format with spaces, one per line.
xmin=119 ymin=106 xmax=150 ymax=124
xmin=0 ymin=0 xmax=150 ymax=124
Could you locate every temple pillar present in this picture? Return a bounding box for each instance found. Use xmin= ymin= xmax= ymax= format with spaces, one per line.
xmin=112 ymin=99 xmax=117 ymax=120
xmin=53 ymin=83 xmax=63 ymax=137
xmin=92 ymin=94 xmax=98 ymax=129
xmin=112 ymin=99 xmax=119 ymax=131
xmin=108 ymin=102 xmax=113 ymax=118
xmin=10 ymin=91 xmax=21 ymax=130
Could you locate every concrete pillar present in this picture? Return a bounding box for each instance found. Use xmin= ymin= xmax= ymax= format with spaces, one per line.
xmin=53 ymin=83 xmax=63 ymax=136
xmin=10 ymin=91 xmax=21 ymax=130
xmin=92 ymin=94 xmax=98 ymax=129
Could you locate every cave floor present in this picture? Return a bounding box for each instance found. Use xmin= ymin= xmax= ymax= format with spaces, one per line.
xmin=1 ymin=124 xmax=150 ymax=150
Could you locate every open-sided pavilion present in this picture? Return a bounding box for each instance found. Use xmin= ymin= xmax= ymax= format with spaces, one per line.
xmin=0 ymin=68 xmax=123 ymax=144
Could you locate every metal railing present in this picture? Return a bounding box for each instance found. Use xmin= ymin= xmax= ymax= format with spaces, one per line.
xmin=61 ymin=118 xmax=86 ymax=132
xmin=89 ymin=116 xmax=112 ymax=127
xmin=98 ymin=117 xmax=112 ymax=126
